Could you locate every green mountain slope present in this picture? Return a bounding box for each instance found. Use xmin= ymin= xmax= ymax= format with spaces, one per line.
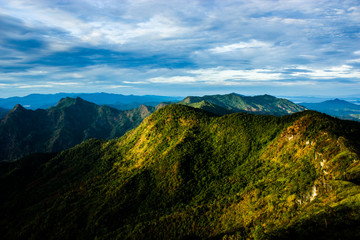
xmin=1 ymin=104 xmax=359 ymax=239
xmin=301 ymin=98 xmax=360 ymax=121
xmin=179 ymin=93 xmax=306 ymax=116
xmin=185 ymin=100 xmax=236 ymax=115
xmin=0 ymin=97 xmax=163 ymax=162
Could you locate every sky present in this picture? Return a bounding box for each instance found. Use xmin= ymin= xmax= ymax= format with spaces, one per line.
xmin=1 ymin=0 xmax=360 ymax=98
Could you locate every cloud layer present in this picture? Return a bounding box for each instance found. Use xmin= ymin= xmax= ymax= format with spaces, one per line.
xmin=1 ymin=0 xmax=360 ymax=97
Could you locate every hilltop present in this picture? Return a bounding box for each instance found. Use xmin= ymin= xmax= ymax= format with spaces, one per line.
xmin=1 ymin=104 xmax=359 ymax=239
xmin=179 ymin=93 xmax=306 ymax=116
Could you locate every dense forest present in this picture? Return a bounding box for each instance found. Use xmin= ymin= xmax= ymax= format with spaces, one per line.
xmin=1 ymin=104 xmax=359 ymax=239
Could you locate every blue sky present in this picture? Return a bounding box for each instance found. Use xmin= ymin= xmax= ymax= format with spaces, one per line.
xmin=1 ymin=0 xmax=360 ymax=98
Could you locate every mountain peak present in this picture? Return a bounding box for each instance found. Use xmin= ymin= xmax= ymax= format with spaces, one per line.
xmin=57 ymin=97 xmax=76 ymax=105
xmin=13 ymin=104 xmax=26 ymax=111
xmin=258 ymin=94 xmax=276 ymax=99
xmin=55 ymin=97 xmax=90 ymax=108
xmin=7 ymin=104 xmax=29 ymax=115
xmin=155 ymin=102 xmax=168 ymax=110
xmin=322 ymin=98 xmax=356 ymax=106
xmin=229 ymin=92 xmax=243 ymax=96
xmin=328 ymin=98 xmax=347 ymax=103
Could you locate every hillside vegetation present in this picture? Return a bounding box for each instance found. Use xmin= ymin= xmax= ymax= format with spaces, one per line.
xmin=1 ymin=104 xmax=360 ymax=239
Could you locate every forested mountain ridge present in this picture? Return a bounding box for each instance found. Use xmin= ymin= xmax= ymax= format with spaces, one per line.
xmin=1 ymin=104 xmax=359 ymax=239
xmin=0 ymin=97 xmax=162 ymax=162
xmin=179 ymin=93 xmax=306 ymax=116
xmin=0 ymin=93 xmax=307 ymax=162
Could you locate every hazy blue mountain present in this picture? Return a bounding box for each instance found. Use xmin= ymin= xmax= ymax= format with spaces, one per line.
xmin=179 ymin=93 xmax=306 ymax=116
xmin=0 ymin=92 xmax=182 ymax=110
xmin=301 ymin=98 xmax=360 ymax=121
xmin=0 ymin=97 xmax=165 ymax=162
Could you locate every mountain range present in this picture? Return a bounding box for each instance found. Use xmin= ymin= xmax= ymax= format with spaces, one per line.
xmin=1 ymin=92 xmax=359 ymax=121
xmin=301 ymin=98 xmax=360 ymax=121
xmin=1 ymin=104 xmax=359 ymax=239
xmin=0 ymin=97 xmax=164 ymax=162
xmin=0 ymin=94 xmax=307 ymax=162
xmin=0 ymin=92 xmax=182 ymax=110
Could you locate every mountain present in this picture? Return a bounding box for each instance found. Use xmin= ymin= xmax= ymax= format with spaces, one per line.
xmin=0 ymin=97 xmax=164 ymax=162
xmin=184 ymin=100 xmax=236 ymax=115
xmin=179 ymin=93 xmax=306 ymax=116
xmin=1 ymin=104 xmax=359 ymax=239
xmin=0 ymin=92 xmax=182 ymax=110
xmin=0 ymin=107 xmax=9 ymax=119
xmin=301 ymin=98 xmax=360 ymax=121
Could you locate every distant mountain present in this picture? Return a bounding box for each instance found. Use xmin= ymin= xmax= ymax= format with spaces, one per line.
xmin=0 ymin=107 xmax=9 ymax=119
xmin=280 ymin=95 xmax=360 ymax=105
xmin=1 ymin=105 xmax=359 ymax=239
xmin=0 ymin=97 xmax=165 ymax=162
xmin=301 ymin=98 xmax=360 ymax=121
xmin=179 ymin=93 xmax=306 ymax=116
xmin=0 ymin=92 xmax=182 ymax=110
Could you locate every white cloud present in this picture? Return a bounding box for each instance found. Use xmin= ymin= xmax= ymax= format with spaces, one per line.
xmin=146 ymin=67 xmax=285 ymax=86
xmin=0 ymin=83 xmax=22 ymax=88
xmin=290 ymin=65 xmax=360 ymax=79
xmin=106 ymin=85 xmax=130 ymax=89
xmin=123 ymin=81 xmax=148 ymax=84
xmin=18 ymin=84 xmax=53 ymax=88
xmin=0 ymin=1 xmax=192 ymax=49
xmin=148 ymin=76 xmax=196 ymax=84
xmin=133 ymin=15 xmax=188 ymax=39
xmin=347 ymin=58 xmax=360 ymax=63
xmin=210 ymin=40 xmax=272 ymax=53
xmin=46 ymin=82 xmax=80 ymax=86
xmin=145 ymin=64 xmax=360 ymax=87
xmin=281 ymin=18 xmax=310 ymax=25
xmin=189 ymin=68 xmax=283 ymax=82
